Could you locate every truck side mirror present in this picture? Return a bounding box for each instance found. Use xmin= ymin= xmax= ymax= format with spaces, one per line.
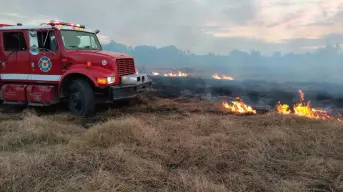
xmin=95 ymin=29 xmax=100 ymax=34
xmin=28 ymin=30 xmax=39 ymax=55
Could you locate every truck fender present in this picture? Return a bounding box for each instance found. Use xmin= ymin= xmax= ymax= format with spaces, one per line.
xmin=58 ymin=66 xmax=114 ymax=97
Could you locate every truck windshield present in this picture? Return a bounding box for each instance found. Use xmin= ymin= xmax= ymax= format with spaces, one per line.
xmin=60 ymin=30 xmax=102 ymax=50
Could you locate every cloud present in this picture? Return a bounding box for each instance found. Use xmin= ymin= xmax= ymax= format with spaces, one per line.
xmin=1 ymin=0 xmax=343 ymax=54
xmin=97 ymin=34 xmax=111 ymax=44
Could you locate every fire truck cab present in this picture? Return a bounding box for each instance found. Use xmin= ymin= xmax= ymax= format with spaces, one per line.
xmin=0 ymin=20 xmax=152 ymax=116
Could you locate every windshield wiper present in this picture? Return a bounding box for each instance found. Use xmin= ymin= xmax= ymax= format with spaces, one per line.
xmin=68 ymin=45 xmax=80 ymax=49
xmin=81 ymin=46 xmax=97 ymax=50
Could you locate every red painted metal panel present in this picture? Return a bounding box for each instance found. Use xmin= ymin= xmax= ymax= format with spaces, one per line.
xmin=26 ymin=85 xmax=58 ymax=104
xmin=1 ymin=30 xmax=31 ymax=77
xmin=1 ymin=84 xmax=28 ymax=102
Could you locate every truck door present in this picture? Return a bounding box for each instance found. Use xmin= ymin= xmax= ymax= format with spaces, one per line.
xmin=0 ymin=31 xmax=31 ymax=81
xmin=28 ymin=29 xmax=61 ymax=83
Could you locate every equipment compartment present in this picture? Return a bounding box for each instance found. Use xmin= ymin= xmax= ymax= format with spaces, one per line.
xmin=1 ymin=84 xmax=28 ymax=102
xmin=26 ymin=85 xmax=58 ymax=104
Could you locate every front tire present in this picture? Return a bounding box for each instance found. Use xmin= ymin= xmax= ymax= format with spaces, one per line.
xmin=68 ymin=79 xmax=95 ymax=116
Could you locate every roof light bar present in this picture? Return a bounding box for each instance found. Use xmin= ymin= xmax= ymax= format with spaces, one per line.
xmin=0 ymin=24 xmax=13 ymax=27
xmin=48 ymin=20 xmax=85 ymax=28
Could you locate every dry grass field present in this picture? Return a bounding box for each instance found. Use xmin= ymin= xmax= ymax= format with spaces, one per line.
xmin=0 ymin=96 xmax=343 ymax=192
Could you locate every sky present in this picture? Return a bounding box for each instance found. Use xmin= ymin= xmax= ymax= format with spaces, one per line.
xmin=1 ymin=0 xmax=343 ymax=55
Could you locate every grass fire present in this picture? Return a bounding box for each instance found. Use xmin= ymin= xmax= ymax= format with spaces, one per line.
xmin=276 ymin=89 xmax=340 ymax=121
xmin=220 ymin=88 xmax=342 ymax=122
xmin=221 ymin=97 xmax=256 ymax=114
xmin=151 ymin=71 xmax=189 ymax=77
xmin=212 ymin=73 xmax=234 ymax=80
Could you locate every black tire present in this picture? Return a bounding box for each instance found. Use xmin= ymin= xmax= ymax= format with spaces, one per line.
xmin=67 ymin=79 xmax=95 ymax=116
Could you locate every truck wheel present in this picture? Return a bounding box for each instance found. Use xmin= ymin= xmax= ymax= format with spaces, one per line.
xmin=68 ymin=79 xmax=95 ymax=116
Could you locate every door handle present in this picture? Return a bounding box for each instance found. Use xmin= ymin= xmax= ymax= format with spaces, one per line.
xmin=31 ymin=62 xmax=35 ymax=68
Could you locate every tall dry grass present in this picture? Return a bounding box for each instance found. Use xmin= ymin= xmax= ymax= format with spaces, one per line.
xmin=0 ymin=98 xmax=343 ymax=191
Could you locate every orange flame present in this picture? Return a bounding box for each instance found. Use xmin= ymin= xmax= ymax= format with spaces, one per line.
xmin=213 ymin=73 xmax=234 ymax=80
xmin=163 ymin=71 xmax=189 ymax=77
xmin=276 ymin=101 xmax=291 ymax=114
xmin=276 ymin=89 xmax=332 ymax=120
xmin=151 ymin=71 xmax=188 ymax=77
xmin=222 ymin=97 xmax=256 ymax=114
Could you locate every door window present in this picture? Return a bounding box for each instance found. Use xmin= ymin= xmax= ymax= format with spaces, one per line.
xmin=37 ymin=31 xmax=58 ymax=52
xmin=3 ymin=32 xmax=27 ymax=51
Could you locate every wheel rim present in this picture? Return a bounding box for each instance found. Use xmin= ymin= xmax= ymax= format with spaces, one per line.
xmin=70 ymin=91 xmax=82 ymax=111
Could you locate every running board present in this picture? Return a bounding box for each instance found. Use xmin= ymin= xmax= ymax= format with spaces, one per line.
xmin=2 ymin=101 xmax=52 ymax=106
xmin=3 ymin=101 xmax=26 ymax=105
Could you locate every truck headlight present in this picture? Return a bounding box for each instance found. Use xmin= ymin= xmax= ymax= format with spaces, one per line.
xmin=107 ymin=76 xmax=115 ymax=84
xmin=97 ymin=76 xmax=115 ymax=84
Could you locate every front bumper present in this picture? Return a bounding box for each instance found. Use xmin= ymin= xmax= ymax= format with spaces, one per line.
xmin=109 ymin=74 xmax=153 ymax=100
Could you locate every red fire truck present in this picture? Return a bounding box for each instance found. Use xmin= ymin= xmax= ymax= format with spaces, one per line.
xmin=0 ymin=20 xmax=152 ymax=116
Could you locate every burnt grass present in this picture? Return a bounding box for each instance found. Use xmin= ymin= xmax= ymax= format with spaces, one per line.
xmin=150 ymin=76 xmax=343 ymax=113
xmin=1 ymin=77 xmax=343 ymax=191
